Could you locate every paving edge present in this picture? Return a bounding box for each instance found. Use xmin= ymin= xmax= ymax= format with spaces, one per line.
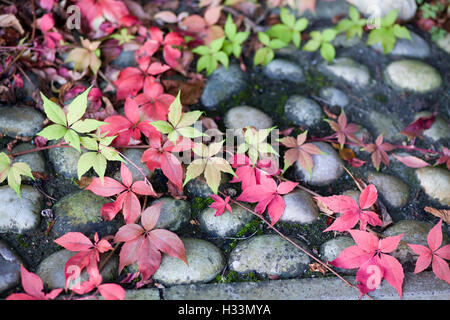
xmin=150 ymin=272 xmax=450 ymax=300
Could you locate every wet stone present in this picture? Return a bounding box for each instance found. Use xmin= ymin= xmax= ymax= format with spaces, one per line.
xmin=153 ymin=238 xmax=225 ymax=286
xmin=36 ymin=249 xmax=118 ymax=289
xmin=124 ymin=289 xmax=160 ymax=300
xmin=320 ymin=236 xmax=356 ymax=275
xmin=47 ymin=140 xmax=82 ymax=179
xmin=371 ymin=31 xmax=430 ymax=58
xmin=228 ymin=234 xmax=310 ymax=279
xmin=302 ymin=0 xmax=350 ymax=20
xmin=318 ymin=87 xmax=349 ymax=108
xmin=294 ymin=142 xmax=344 ymax=186
xmin=51 ymin=190 xmax=122 ymax=238
xmin=114 ymin=148 xmax=151 ymax=182
xmin=151 ymin=197 xmax=190 ymax=232
xmin=0 ymin=185 xmax=42 ymax=234
xmin=201 ymin=64 xmax=246 ymax=109
xmin=1 ymin=143 xmax=45 ymax=182
xmin=436 ymin=33 xmax=450 ymax=54
xmin=319 ymin=57 xmax=371 ymax=88
xmin=349 ymin=0 xmax=417 ymax=21
xmin=368 ymin=110 xmax=404 ymax=142
xmin=224 ymin=106 xmax=273 ymax=129
xmin=341 ymin=189 xmax=361 ymax=202
xmin=284 ymin=96 xmax=323 ymax=127
xmin=384 ymin=60 xmax=442 ymax=93
xmin=280 ymin=190 xmax=319 ymax=225
xmin=367 ymin=172 xmax=409 ymax=208
xmin=0 ymin=106 xmax=44 ymax=139
xmin=198 ymin=203 xmax=255 ymax=238
xmin=263 ymin=59 xmax=305 ymax=83
xmin=415 ymin=167 xmax=450 ymax=206
xmin=110 ymin=50 xmax=136 ymax=68
xmin=414 ymin=112 xmax=450 ymax=142
xmin=332 ymin=34 xmax=361 ymax=48
xmin=0 ymin=241 xmax=22 ymax=294
xmin=184 ymin=178 xmax=214 ymax=199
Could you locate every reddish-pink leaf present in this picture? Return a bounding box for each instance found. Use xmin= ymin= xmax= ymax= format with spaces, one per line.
xmin=161 ymin=151 xmax=184 ymax=190
xmin=427 ymin=219 xmax=443 ymax=252
xmin=54 ymin=232 xmax=93 ymax=252
xmin=379 ymin=253 xmax=404 ymax=298
xmin=86 ymin=177 xmax=126 ymax=197
xmin=122 ymin=191 xmax=141 ymax=224
xmin=137 ymin=238 xmax=161 ymax=281
xmin=114 ymin=224 xmax=144 ymax=243
xmin=349 ymin=230 xmax=379 ymax=253
xmin=379 ymin=234 xmax=403 ymax=253
xmin=359 ymin=184 xmax=377 ymax=209
xmin=432 ymin=255 xmax=450 ymax=284
xmin=331 ymin=246 xmax=374 ymax=269
xmin=149 ymin=229 xmax=187 ymax=264
xmin=97 ymin=283 xmax=125 ymax=300
xmin=141 ymin=201 xmax=164 ymax=231
xmin=118 ymin=237 xmax=144 ymax=273
xmin=131 ymin=181 xmax=157 ymax=196
xmin=20 ymin=265 xmax=45 ymax=299
xmin=392 ymin=154 xmax=430 ymax=168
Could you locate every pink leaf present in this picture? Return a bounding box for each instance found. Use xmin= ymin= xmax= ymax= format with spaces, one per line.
xmin=359 ymin=184 xmax=378 ymax=209
xmin=392 ymin=154 xmax=430 ymax=168
xmin=141 ymin=201 xmax=164 ymax=231
xmin=86 ymin=177 xmax=126 ymax=197
xmin=114 ymin=224 xmax=144 ymax=243
xmin=97 ymin=283 xmax=126 ymax=300
xmin=427 ymin=219 xmax=443 ymax=252
xmin=149 ymin=229 xmax=187 ymax=264
xmin=54 ymin=232 xmax=93 ymax=251
xmin=379 ymin=253 xmax=404 ymax=298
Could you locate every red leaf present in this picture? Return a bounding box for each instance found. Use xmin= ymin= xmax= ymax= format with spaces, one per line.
xmin=86 ymin=177 xmax=126 ymax=197
xmin=97 ymin=283 xmax=126 ymax=300
xmin=114 ymin=224 xmax=144 ymax=242
xmin=379 ymin=253 xmax=404 ymax=298
xmin=54 ymin=232 xmax=93 ymax=252
xmin=161 ymin=151 xmax=184 ymax=190
xmin=359 ymin=184 xmax=377 ymax=210
xmin=140 ymin=201 xmax=164 ymax=231
xmin=149 ymin=229 xmax=188 ymax=264
xmin=392 ymin=154 xmax=430 ymax=168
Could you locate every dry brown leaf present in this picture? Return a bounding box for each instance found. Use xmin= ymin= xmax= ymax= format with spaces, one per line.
xmin=75 ymin=176 xmax=94 ymax=188
xmin=309 ymin=262 xmax=327 ymax=275
xmin=316 ymin=198 xmax=334 ymax=216
xmin=162 ymin=78 xmax=205 ymax=105
xmin=424 ymin=206 xmax=450 ymax=224
xmin=0 ymin=14 xmax=24 ymax=35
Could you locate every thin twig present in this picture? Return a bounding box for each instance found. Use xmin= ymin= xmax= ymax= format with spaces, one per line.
xmin=222 ymin=6 xmax=264 ymax=32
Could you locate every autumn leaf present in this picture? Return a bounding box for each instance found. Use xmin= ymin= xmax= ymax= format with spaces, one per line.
xmin=408 ymin=220 xmax=450 ymax=284
xmin=363 ymin=135 xmax=396 ymax=171
xmin=326 ymin=110 xmax=360 ymax=148
xmin=229 ymin=154 xmax=280 ymax=190
xmin=392 ymin=154 xmax=429 ymax=168
xmin=401 ymin=113 xmax=436 ymax=140
xmin=0 ymin=152 xmax=34 ymax=197
xmin=237 ymin=127 xmax=279 ymax=166
xmin=66 ymin=38 xmax=102 ymax=74
xmin=209 ymin=194 xmax=232 ymax=216
xmin=424 ymin=207 xmax=450 ymax=224
xmin=434 ymin=147 xmax=450 ymax=170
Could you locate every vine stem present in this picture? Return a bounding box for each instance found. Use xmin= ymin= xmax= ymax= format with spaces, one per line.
xmin=215 ymin=188 xmax=374 ymax=300
xmin=9 ymin=142 xmax=71 ymax=158
xmin=221 ymin=6 xmax=265 ymax=32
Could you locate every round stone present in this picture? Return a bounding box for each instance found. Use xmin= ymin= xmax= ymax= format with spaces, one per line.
xmin=51 ymin=190 xmax=122 ymax=238
xmin=414 ymin=112 xmax=450 ymax=142
xmin=228 ymin=234 xmax=310 ymax=279
xmin=280 ymin=190 xmax=319 ymax=225
xmin=124 ymin=289 xmax=160 ymax=300
xmin=153 ymin=238 xmax=225 ymax=286
xmin=263 ymin=59 xmax=305 ymax=83
xmin=436 ymin=33 xmax=450 ymax=54
xmin=184 ymin=177 xmax=214 ymax=198
xmin=224 ymin=106 xmax=273 ymax=129
xmin=366 ymin=172 xmax=409 ymax=208
xmin=415 ymin=167 xmax=450 ymax=206
xmin=198 ymin=203 xmax=255 ymax=238
xmin=36 ymin=249 xmax=118 ymax=289
xmin=341 ymin=189 xmax=361 ymax=202
xmin=2 ymin=143 xmax=45 ymax=182
xmin=385 ymin=60 xmax=442 ymax=93
xmin=319 ymin=87 xmax=349 ymax=108
xmin=47 ymin=140 xmax=82 ymax=179
xmin=0 ymin=185 xmax=42 ymax=234
xmin=284 ymin=96 xmax=323 ymax=127
xmin=110 ymin=50 xmax=136 ymax=68
xmin=201 ymin=64 xmax=246 ymax=109
xmin=371 ymin=31 xmax=430 ymax=58
xmin=294 ymin=142 xmax=344 ymax=186
xmin=320 ymin=236 xmax=356 ymax=275
xmin=0 ymin=106 xmax=45 ymax=138
xmin=349 ymin=0 xmax=417 ymax=21
xmin=151 ymin=197 xmax=191 ymax=232
xmin=368 ymin=110 xmax=404 ymax=142
xmin=320 ymin=57 xmax=371 ymax=88
xmin=113 ymin=148 xmax=151 ymax=182
xmin=0 ymin=241 xmax=23 ymax=294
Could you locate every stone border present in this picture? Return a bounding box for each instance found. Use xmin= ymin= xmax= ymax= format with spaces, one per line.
xmin=129 ymin=272 xmax=449 ymax=300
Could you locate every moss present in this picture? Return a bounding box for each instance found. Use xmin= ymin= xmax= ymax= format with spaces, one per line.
xmin=215 ymin=270 xmax=263 ymax=283
xmin=304 ymin=72 xmax=329 ymax=93
xmin=16 ymin=235 xmax=29 ymax=248
xmin=373 ymin=93 xmax=388 ymax=103
xmin=190 ymin=197 xmax=214 ymax=218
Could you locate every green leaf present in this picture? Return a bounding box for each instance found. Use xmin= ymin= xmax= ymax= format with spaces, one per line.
xmin=150 ymin=120 xmax=174 ymax=134
xmin=177 ymin=127 xmax=207 ymax=138
xmin=183 ymin=159 xmax=207 ymax=187
xmin=303 ymin=39 xmax=321 ymax=52
xmin=67 ymin=86 xmax=92 ymax=126
xmin=12 ymin=162 xmax=34 ymax=180
xmin=280 ymin=7 xmax=295 ymax=28
xmin=213 ymin=51 xmax=229 ymax=68
xmin=320 ymin=42 xmax=336 ymax=62
xmin=168 ymin=91 xmax=182 ymax=127
xmin=37 ymin=124 xmax=67 ymax=141
xmin=267 ymin=24 xmax=292 ymax=44
xmin=93 ymin=153 xmax=107 ymax=183
xmin=222 ymin=41 xmax=233 ymax=56
xmin=269 ymin=39 xmax=288 ymax=49
xmin=100 ymin=145 xmax=123 ymax=162
xmin=349 ymin=6 xmax=360 ymax=21
xmin=322 ymin=29 xmax=338 ymax=42
xmin=224 ymin=14 xmax=236 ymax=40
xmin=177 ymin=110 xmax=203 ymax=129
xmin=167 ymin=130 xmax=179 ymax=144
xmin=71 ymin=119 xmax=104 ymax=133
xmin=234 ymin=32 xmax=249 ymax=44
xmin=382 ymin=9 xmax=398 ymax=27
xmin=232 ymin=42 xmax=242 ymax=58
xmin=336 ymin=19 xmax=353 ymax=32
xmin=393 ymin=25 xmax=411 ymax=40
xmin=292 ymin=31 xmax=301 ymax=48
xmin=294 ymin=18 xmax=308 ymax=32
xmin=257 ymin=32 xmax=270 ymax=46
xmin=192 ymin=45 xmax=210 ymax=56
xmin=206 ymin=57 xmax=218 ymax=75
xmin=80 ymin=136 xmax=98 ymax=151
xmin=77 ymin=152 xmax=96 ymax=179
xmin=40 ymin=93 xmax=67 ymax=126
xmin=197 ymin=54 xmax=212 ymax=73
xmin=310 ymin=31 xmax=322 ymax=41
xmin=64 ymin=129 xmax=81 ymax=152
xmin=210 ymin=37 xmax=225 ymax=53
xmin=7 ymin=169 xmax=22 ymax=198
xmin=253 ymin=47 xmax=274 ymax=66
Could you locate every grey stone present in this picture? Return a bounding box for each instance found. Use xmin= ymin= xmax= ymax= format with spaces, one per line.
xmin=319 ymin=87 xmax=349 ymax=108
xmin=224 ymin=106 xmax=273 ymax=129
xmin=436 ymin=33 xmax=450 ymax=54
xmin=113 ymin=148 xmax=151 ymax=182
xmin=280 ymin=190 xmax=319 ymax=225
xmin=1 ymin=143 xmax=45 ymax=182
xmin=263 ymin=59 xmax=305 ymax=83
xmin=163 ymin=272 xmax=450 ymax=300
xmin=0 ymin=185 xmax=42 ymax=234
xmin=284 ymin=96 xmax=323 ymax=127
xmin=302 ymin=0 xmax=350 ymax=20
xmin=349 ymin=126 xmax=372 ymax=153
xmin=415 ymin=167 xmax=450 ymax=206
xmin=0 ymin=106 xmax=44 ymax=138
xmin=36 ymin=249 xmax=118 ymax=289
xmin=21 ymin=72 xmax=39 ymax=102
xmin=0 ymin=241 xmax=22 ymax=294
xmin=294 ymin=142 xmax=344 ymax=186
xmin=184 ymin=178 xmax=214 ymax=198
xmin=198 ymin=203 xmax=255 ymax=238
xmin=341 ymin=189 xmax=361 ymax=202
xmin=201 ymin=64 xmax=246 ymax=109
xmin=228 ymin=234 xmax=310 ymax=279
xmin=47 ymin=140 xmax=82 ymax=178
xmin=319 ymin=57 xmax=371 ymax=88
xmin=110 ymin=50 xmax=136 ymax=68
xmin=349 ymin=0 xmax=417 ymax=21
xmin=153 ymin=238 xmax=225 ymax=286
xmin=51 ymin=190 xmax=121 ymax=238
xmin=383 ymin=220 xmax=449 ymax=265
xmin=151 ymin=197 xmax=190 ymax=232
xmin=124 ymin=289 xmax=160 ymax=300
xmin=385 ymin=60 xmax=442 ymax=93
xmin=320 ymin=236 xmax=356 ymax=275
xmin=332 ymin=34 xmax=362 ymax=48
xmin=368 ymin=110 xmax=404 ymax=142
xmin=367 ymin=172 xmax=409 ymax=208
xmin=371 ymin=31 xmax=430 ymax=58
xmin=414 ymin=112 xmax=450 ymax=142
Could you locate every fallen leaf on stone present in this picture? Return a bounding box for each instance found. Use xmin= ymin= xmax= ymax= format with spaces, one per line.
xmin=309 ymin=262 xmax=327 ymax=275
xmin=424 ymin=206 xmax=450 ymax=224
xmin=75 ymin=176 xmax=94 ymax=188
xmin=0 ymin=14 xmax=24 ymax=34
